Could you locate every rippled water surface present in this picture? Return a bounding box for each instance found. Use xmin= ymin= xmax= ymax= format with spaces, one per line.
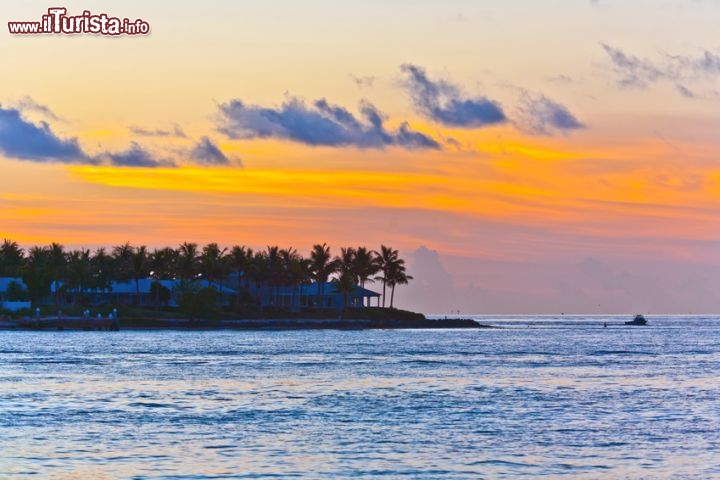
xmin=1 ymin=316 xmax=719 ymax=479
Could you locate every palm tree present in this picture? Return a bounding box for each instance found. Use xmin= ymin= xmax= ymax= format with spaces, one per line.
xmin=294 ymin=256 xmax=313 ymax=310
xmin=199 ymin=243 xmax=229 ymax=285
xmin=0 ymin=239 xmax=25 ymax=277
xmin=177 ymin=242 xmax=199 ymax=281
xmin=47 ymin=243 xmax=67 ymax=306
xmin=337 ymin=247 xmax=357 ymax=278
xmin=265 ymin=246 xmax=283 ymax=306
xmin=149 ymin=247 xmax=177 ymax=309
xmin=149 ymin=247 xmax=178 ymax=280
xmin=281 ymin=247 xmax=309 ymax=310
xmin=251 ymin=250 xmax=268 ymax=308
xmin=353 ymin=246 xmax=381 ymax=305
xmin=66 ymin=249 xmax=92 ymax=305
xmin=332 ymin=269 xmax=356 ymax=314
xmin=386 ymin=261 xmax=413 ymax=309
xmin=22 ymin=246 xmax=50 ymax=305
xmin=91 ymin=248 xmax=113 ymax=293
xmin=112 ymin=242 xmax=134 ymax=283
xmin=376 ymin=245 xmax=399 ymax=308
xmin=130 ymin=246 xmax=150 ymax=305
xmin=227 ymin=245 xmax=253 ymax=305
xmin=310 ymin=243 xmax=339 ymax=308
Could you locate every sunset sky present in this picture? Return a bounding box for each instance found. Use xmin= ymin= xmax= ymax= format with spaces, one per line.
xmin=2 ymin=0 xmax=720 ymax=313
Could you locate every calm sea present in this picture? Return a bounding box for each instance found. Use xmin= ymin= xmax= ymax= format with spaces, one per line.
xmin=1 ymin=316 xmax=719 ymax=479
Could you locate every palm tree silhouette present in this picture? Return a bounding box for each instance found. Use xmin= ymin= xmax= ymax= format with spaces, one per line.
xmin=148 ymin=247 xmax=176 ymax=308
xmin=0 ymin=239 xmax=25 ymax=277
xmin=91 ymin=247 xmax=113 ymax=294
xmin=22 ymin=246 xmax=50 ymax=305
xmin=387 ymin=261 xmax=413 ymax=309
xmin=47 ymin=243 xmax=67 ymax=307
xmin=310 ymin=243 xmax=340 ymax=308
xmin=177 ymin=242 xmax=200 ymax=281
xmin=265 ymin=246 xmax=283 ymax=306
xmin=228 ymin=245 xmax=253 ymax=305
xmin=112 ymin=242 xmax=134 ymax=285
xmin=332 ymin=269 xmax=357 ymax=314
xmin=130 ymin=246 xmax=149 ymax=305
xmin=66 ymin=248 xmax=92 ymax=305
xmin=376 ymin=245 xmax=399 ymax=308
xmin=199 ymin=243 xmax=229 ymax=285
xmin=4 ymin=239 xmax=413 ymax=313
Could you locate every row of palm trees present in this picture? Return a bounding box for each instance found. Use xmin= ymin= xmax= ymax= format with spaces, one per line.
xmin=0 ymin=239 xmax=413 ymax=309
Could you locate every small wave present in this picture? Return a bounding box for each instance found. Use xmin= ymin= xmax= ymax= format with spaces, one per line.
xmin=469 ymin=459 xmax=535 ymax=468
xmin=596 ymin=441 xmax=629 ymax=448
xmin=398 ymin=359 xmax=450 ymax=365
xmin=128 ymin=402 xmax=173 ymax=408
xmin=591 ymin=350 xmax=656 ymax=356
xmin=491 ymin=350 xmax=564 ymax=357
xmin=10 ymin=359 xmax=104 ymax=365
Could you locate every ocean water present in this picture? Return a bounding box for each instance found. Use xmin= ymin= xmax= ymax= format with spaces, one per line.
xmin=1 ymin=316 xmax=719 ymax=479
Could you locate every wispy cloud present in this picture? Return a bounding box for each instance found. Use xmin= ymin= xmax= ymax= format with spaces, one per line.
xmin=16 ymin=96 xmax=63 ymax=122
xmin=0 ymin=105 xmax=89 ymax=163
xmin=676 ymin=84 xmax=697 ymax=99
xmin=190 ymin=136 xmax=237 ymax=166
xmin=602 ymin=43 xmax=720 ymax=94
xmin=547 ymin=74 xmax=574 ymax=84
xmin=400 ymin=63 xmax=507 ymax=128
xmin=601 ymin=44 xmax=666 ymax=88
xmin=97 ymin=142 xmax=176 ymax=168
xmin=217 ymin=96 xmax=441 ymax=150
xmin=350 ymin=74 xmax=376 ymax=88
xmin=129 ymin=124 xmax=187 ymax=138
xmin=515 ymin=92 xmax=586 ymax=135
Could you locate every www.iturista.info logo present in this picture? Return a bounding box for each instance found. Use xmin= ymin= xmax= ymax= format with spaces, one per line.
xmin=8 ymin=8 xmax=150 ymax=35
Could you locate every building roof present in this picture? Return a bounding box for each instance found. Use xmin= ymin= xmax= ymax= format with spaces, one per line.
xmin=53 ymin=278 xmax=236 ymax=295
xmin=280 ymin=282 xmax=380 ymax=297
xmin=0 ymin=277 xmax=26 ymax=293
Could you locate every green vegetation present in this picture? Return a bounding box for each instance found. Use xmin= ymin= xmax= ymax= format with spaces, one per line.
xmin=1 ymin=239 xmax=413 ymax=316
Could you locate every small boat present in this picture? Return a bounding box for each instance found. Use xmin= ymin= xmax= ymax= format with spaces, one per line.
xmin=625 ymin=314 xmax=648 ymax=326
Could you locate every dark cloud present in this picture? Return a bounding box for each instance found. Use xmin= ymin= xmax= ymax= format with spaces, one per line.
xmin=400 ymin=63 xmax=507 ymax=128
xmin=395 ymin=122 xmax=443 ymax=149
xmin=190 ymin=136 xmax=236 ymax=166
xmin=1 ymin=102 xmax=240 ymax=168
xmin=516 ymin=93 xmax=585 ymax=136
xmin=602 ymin=43 xmax=720 ymax=93
xmin=99 ymin=142 xmax=176 ymax=168
xmin=129 ymin=124 xmax=187 ymax=138
xmin=0 ymin=105 xmax=89 ymax=163
xmin=217 ymin=96 xmax=440 ymax=150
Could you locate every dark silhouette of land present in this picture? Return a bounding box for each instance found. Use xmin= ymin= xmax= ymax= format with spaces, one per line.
xmin=1 ymin=239 xmax=484 ymax=330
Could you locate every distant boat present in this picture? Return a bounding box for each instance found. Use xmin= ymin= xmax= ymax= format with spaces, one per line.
xmin=625 ymin=314 xmax=648 ymax=326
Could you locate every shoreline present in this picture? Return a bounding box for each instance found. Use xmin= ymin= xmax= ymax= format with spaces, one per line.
xmin=1 ymin=316 xmax=491 ymax=331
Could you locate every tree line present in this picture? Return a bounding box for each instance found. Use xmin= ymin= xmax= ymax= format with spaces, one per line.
xmin=0 ymin=239 xmax=412 ymax=309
